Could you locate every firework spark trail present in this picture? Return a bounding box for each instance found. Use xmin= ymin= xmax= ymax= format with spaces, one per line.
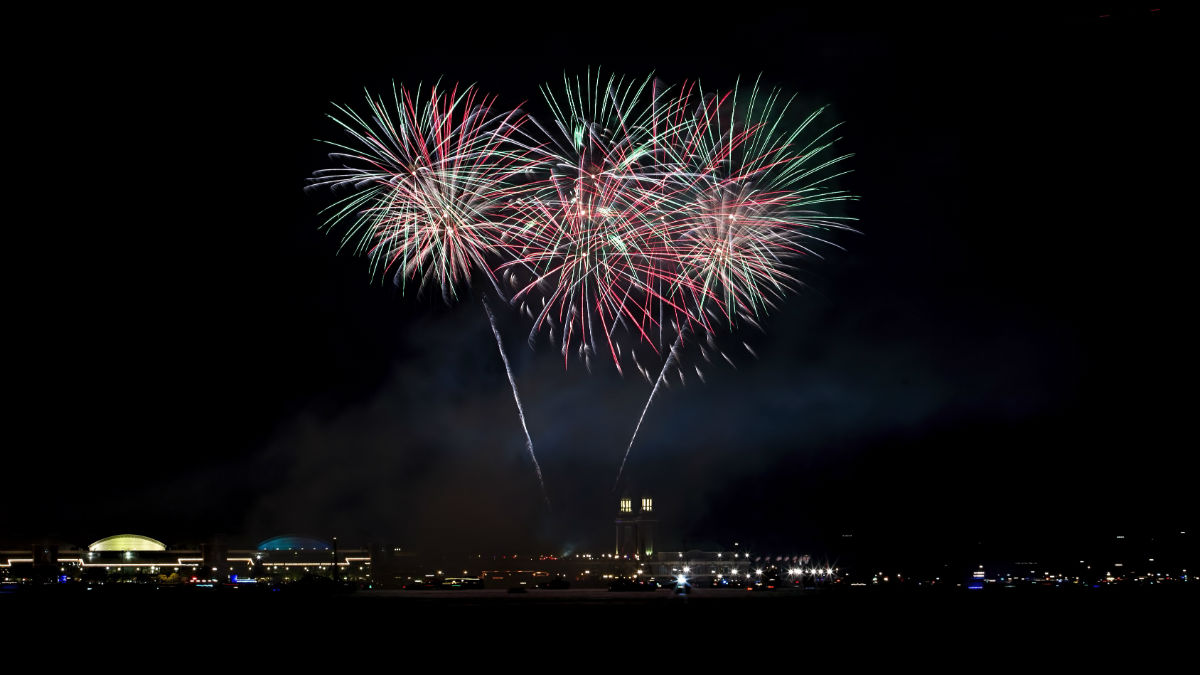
xmin=310 ymin=82 xmax=557 ymax=503
xmin=613 ymin=334 xmax=682 ymax=492
xmin=483 ymin=291 xmax=550 ymax=508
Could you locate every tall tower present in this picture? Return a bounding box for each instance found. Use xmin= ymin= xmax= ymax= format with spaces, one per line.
xmin=615 ymin=494 xmax=656 ymax=558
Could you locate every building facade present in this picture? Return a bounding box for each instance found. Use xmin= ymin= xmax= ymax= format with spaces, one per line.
xmin=615 ymin=495 xmax=656 ymax=558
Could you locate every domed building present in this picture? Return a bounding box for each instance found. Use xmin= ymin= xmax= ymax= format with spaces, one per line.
xmin=77 ymin=533 xmax=200 ymax=580
xmin=3 ymin=533 xmax=373 ymax=585
xmin=257 ymin=535 xmax=331 ymax=551
xmin=88 ymin=534 xmax=167 ymax=552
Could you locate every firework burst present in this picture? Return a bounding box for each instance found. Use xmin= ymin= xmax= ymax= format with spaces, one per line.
xmin=656 ymin=78 xmax=858 ymax=334
xmin=309 ymin=82 xmax=533 ymax=301
xmin=500 ymin=71 xmax=687 ymax=374
xmin=607 ymin=77 xmax=859 ymax=487
xmin=503 ymin=74 xmax=856 ymax=379
xmin=309 ymin=82 xmax=551 ymax=505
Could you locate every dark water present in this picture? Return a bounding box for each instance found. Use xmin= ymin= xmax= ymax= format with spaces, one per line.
xmin=7 ymin=586 xmax=1192 ymax=653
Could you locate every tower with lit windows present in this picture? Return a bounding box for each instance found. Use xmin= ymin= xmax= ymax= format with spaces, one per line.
xmin=615 ymin=495 xmax=656 ymax=558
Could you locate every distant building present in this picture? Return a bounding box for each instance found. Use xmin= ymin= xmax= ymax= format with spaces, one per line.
xmin=615 ymin=495 xmax=656 ymax=558
xmin=90 ymin=534 xmax=166 ymax=552
xmin=1 ymin=533 xmax=371 ymax=585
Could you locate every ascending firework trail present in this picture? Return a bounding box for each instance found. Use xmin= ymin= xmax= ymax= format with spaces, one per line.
xmin=308 ymin=82 xmax=551 ymax=505
xmin=483 ymin=291 xmax=549 ymax=506
xmin=613 ymin=334 xmax=681 ymax=491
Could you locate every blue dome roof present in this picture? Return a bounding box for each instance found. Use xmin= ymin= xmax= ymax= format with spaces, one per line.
xmin=256 ymin=535 xmax=332 ymax=551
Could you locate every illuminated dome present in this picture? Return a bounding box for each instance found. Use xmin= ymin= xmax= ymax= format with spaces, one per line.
xmin=257 ymin=535 xmax=331 ymax=551
xmin=88 ymin=534 xmax=167 ymax=552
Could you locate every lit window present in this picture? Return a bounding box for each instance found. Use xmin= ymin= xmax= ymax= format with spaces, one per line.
xmin=620 ymin=498 xmax=632 ymax=513
xmin=641 ymin=498 xmax=653 ymax=512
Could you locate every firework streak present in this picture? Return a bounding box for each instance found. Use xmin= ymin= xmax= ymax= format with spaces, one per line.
xmin=483 ymin=291 xmax=549 ymax=506
xmin=613 ymin=334 xmax=681 ymax=491
xmin=309 ymin=82 xmax=552 ymax=503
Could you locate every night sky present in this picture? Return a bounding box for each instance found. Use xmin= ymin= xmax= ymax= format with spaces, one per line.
xmin=6 ymin=8 xmax=1190 ymax=567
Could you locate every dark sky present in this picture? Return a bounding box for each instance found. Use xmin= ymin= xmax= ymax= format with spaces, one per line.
xmin=6 ymin=7 xmax=1190 ymax=565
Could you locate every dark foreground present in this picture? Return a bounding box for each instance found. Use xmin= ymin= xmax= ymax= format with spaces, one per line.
xmin=9 ymin=583 xmax=1190 ymax=662
xmin=6 ymin=586 xmax=1193 ymax=654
